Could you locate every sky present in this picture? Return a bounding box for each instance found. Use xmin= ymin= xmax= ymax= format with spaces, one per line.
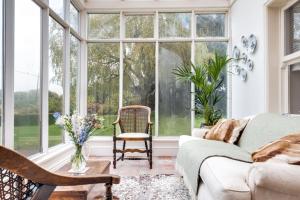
xmin=14 ymin=0 xmax=41 ymax=92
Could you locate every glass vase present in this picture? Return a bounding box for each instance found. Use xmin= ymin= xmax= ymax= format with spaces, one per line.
xmin=71 ymin=145 xmax=86 ymax=173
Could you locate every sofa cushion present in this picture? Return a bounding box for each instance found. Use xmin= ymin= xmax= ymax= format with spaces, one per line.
xmin=200 ymin=157 xmax=251 ymax=200
xmin=238 ymin=113 xmax=300 ymax=153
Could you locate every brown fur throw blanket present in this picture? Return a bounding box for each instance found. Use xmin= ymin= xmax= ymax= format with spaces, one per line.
xmin=252 ymin=133 xmax=300 ymax=165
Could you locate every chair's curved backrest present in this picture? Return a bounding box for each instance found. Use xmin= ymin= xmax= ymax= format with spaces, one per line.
xmin=0 ymin=146 xmax=43 ymax=200
xmin=119 ymin=105 xmax=151 ymax=133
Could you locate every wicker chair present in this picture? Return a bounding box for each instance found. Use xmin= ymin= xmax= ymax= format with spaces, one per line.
xmin=0 ymin=145 xmax=120 ymax=200
xmin=113 ymin=105 xmax=153 ymax=169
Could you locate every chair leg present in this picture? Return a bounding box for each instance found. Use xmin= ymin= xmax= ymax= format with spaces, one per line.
xmin=149 ymin=138 xmax=152 ymax=169
xmin=113 ymin=137 xmax=117 ymax=169
xmin=144 ymin=140 xmax=149 ymax=158
xmin=121 ymin=141 xmax=126 ymax=161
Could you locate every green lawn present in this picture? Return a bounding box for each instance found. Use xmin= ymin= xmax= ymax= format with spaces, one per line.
xmin=194 ymin=115 xmax=205 ymax=128
xmin=14 ymin=124 xmax=62 ymax=155
xmin=14 ymin=114 xmax=204 ymax=155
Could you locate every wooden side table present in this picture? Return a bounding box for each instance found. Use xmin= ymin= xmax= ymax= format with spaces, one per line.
xmin=49 ymin=160 xmax=111 ymax=200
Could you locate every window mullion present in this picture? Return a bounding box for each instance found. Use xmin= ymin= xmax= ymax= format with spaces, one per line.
xmin=41 ymin=7 xmax=50 ymax=153
xmin=155 ymin=11 xmax=159 ymax=137
xmin=119 ymin=11 xmax=124 ymax=109
xmin=191 ymin=10 xmax=195 ymax=131
xmin=80 ymin=10 xmax=87 ymax=116
xmin=3 ymin=0 xmax=15 ymax=148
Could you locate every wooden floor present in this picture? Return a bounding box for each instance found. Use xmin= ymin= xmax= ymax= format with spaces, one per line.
xmin=88 ymin=156 xmax=177 ymax=199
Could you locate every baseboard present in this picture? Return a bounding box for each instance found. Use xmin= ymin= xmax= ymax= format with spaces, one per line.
xmin=87 ymin=137 xmax=179 ymax=157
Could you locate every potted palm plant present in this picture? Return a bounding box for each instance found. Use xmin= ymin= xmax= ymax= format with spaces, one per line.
xmin=173 ymin=53 xmax=232 ymax=127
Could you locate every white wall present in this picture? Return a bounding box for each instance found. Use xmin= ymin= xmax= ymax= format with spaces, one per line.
xmin=231 ymin=0 xmax=268 ymax=118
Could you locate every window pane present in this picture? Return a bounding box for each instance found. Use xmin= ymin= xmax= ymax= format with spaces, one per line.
xmin=49 ymin=0 xmax=64 ymax=19
xmin=159 ymin=13 xmax=191 ymax=38
xmin=159 ymin=42 xmax=191 ymax=136
xmin=49 ymin=17 xmax=64 ymax=147
xmin=289 ymin=64 xmax=300 ymax=114
xmin=14 ymin=0 xmax=41 ymax=156
xmin=87 ymin=43 xmax=119 ymax=136
xmin=194 ymin=42 xmax=228 ymax=128
xmin=196 ymin=14 xmax=225 ymax=37
xmin=0 ymin=0 xmax=3 ymax=144
xmin=123 ymin=43 xmax=155 ymax=125
xmin=285 ymin=1 xmax=300 ymax=55
xmin=70 ymin=35 xmax=80 ymax=114
xmin=70 ymin=3 xmax=79 ymax=32
xmin=125 ymin=15 xmax=154 ymax=38
xmin=88 ymin=14 xmax=120 ymax=39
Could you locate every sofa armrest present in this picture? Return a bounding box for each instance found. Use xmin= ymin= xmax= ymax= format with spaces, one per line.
xmin=178 ymin=135 xmax=204 ymax=147
xmin=248 ymin=162 xmax=300 ymax=196
xmin=192 ymin=128 xmax=209 ymax=138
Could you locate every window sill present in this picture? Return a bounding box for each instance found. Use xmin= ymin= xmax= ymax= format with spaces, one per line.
xmin=29 ymin=143 xmax=73 ymax=171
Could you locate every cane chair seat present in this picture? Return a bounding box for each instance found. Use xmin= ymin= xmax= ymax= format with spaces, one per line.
xmin=117 ymin=133 xmax=150 ymax=139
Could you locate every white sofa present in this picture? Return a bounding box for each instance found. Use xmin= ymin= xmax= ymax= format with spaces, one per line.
xmin=177 ymin=113 xmax=300 ymax=200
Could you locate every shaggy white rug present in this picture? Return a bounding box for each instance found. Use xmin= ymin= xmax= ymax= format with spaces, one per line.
xmin=112 ymin=174 xmax=191 ymax=200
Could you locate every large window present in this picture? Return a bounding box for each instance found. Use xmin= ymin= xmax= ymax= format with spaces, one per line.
xmin=14 ymin=0 xmax=41 ymax=156
xmin=70 ymin=35 xmax=80 ymax=114
xmin=123 ymin=43 xmax=155 ymax=126
xmin=70 ymin=3 xmax=79 ymax=32
xmin=285 ymin=1 xmax=300 ymax=55
xmin=159 ymin=13 xmax=191 ymax=38
xmin=88 ymin=14 xmax=120 ymax=39
xmin=194 ymin=42 xmax=228 ymax=127
xmin=87 ymin=11 xmax=228 ymax=136
xmin=87 ymin=43 xmax=120 ymax=136
xmin=0 ymin=0 xmax=82 ymax=155
xmin=49 ymin=0 xmax=64 ymax=19
xmin=125 ymin=15 xmax=154 ymax=38
xmin=159 ymin=43 xmax=191 ymax=135
xmin=49 ymin=17 xmax=64 ymax=147
xmin=196 ymin=14 xmax=225 ymax=37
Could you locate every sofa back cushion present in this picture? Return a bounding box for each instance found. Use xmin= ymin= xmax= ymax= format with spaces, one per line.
xmin=238 ymin=113 xmax=300 ymax=153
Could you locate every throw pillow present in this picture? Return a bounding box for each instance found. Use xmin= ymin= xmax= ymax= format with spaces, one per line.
xmin=204 ymin=119 xmax=248 ymax=143
xmin=228 ymin=119 xmax=249 ymax=144
xmin=252 ymin=133 xmax=300 ymax=165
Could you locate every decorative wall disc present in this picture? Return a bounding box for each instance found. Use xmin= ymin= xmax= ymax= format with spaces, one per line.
xmin=248 ymin=34 xmax=257 ymax=53
xmin=240 ymin=68 xmax=247 ymax=81
xmin=233 ymin=64 xmax=241 ymax=75
xmin=241 ymin=53 xmax=247 ymax=64
xmin=241 ymin=35 xmax=248 ymax=49
xmin=232 ymin=46 xmax=240 ymax=59
xmin=246 ymin=59 xmax=254 ymax=71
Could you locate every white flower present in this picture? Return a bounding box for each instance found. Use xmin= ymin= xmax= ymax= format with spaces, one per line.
xmin=55 ymin=116 xmax=65 ymax=126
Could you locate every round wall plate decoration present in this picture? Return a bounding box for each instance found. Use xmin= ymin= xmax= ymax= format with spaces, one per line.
xmin=232 ymin=46 xmax=240 ymax=59
xmin=241 ymin=35 xmax=248 ymax=49
xmin=246 ymin=59 xmax=254 ymax=71
xmin=233 ymin=64 xmax=241 ymax=75
xmin=240 ymin=68 xmax=247 ymax=81
xmin=248 ymin=34 xmax=257 ymax=53
xmin=241 ymin=53 xmax=247 ymax=64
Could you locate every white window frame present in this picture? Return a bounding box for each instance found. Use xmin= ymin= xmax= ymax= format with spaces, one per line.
xmin=2 ymin=0 xmax=84 ymax=155
xmin=280 ymin=0 xmax=300 ymax=114
xmin=86 ymin=9 xmax=230 ymax=137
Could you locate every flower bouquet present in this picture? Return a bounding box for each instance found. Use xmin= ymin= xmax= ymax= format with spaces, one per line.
xmin=53 ymin=112 xmax=104 ymax=173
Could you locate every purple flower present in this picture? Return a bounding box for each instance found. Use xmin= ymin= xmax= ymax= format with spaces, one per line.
xmin=53 ymin=112 xmax=61 ymax=120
